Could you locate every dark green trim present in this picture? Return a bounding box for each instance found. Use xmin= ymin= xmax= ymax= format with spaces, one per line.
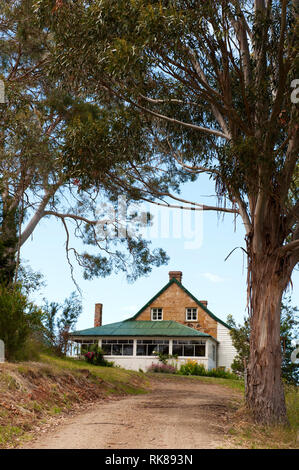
xmin=127 ymin=278 xmax=231 ymax=330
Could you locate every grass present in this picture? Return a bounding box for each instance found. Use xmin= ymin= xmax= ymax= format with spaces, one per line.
xmin=146 ymin=370 xmax=245 ymax=392
xmin=1 ymin=356 xmax=297 ymax=449
xmin=226 ymin=384 xmax=299 ymax=449
xmin=147 ymin=371 xmax=298 ymax=448
xmin=40 ymin=354 xmax=149 ymax=394
xmin=0 ymin=426 xmax=23 ymax=446
xmin=0 ymin=354 xmax=149 ymax=448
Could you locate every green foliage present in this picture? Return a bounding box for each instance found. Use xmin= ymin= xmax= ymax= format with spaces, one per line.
xmin=41 ymin=291 xmax=82 ymax=356
xmin=280 ymin=298 xmax=299 ymax=385
xmin=16 ymin=262 xmax=46 ymax=296
xmin=83 ymin=344 xmax=114 ymax=367
xmin=226 ymin=314 xmax=250 ymax=376
xmin=178 ymin=359 xmax=238 ymax=379
xmin=0 ymin=284 xmax=43 ymax=361
xmin=227 ymin=297 xmax=299 ymax=384
xmin=154 ymin=351 xmax=178 ymax=364
xmin=0 ymin=0 xmax=170 ymax=287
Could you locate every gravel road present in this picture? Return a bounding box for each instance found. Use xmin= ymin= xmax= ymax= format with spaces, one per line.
xmin=22 ymin=376 xmax=240 ymax=449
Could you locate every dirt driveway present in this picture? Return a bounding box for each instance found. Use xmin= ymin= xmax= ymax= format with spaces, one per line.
xmin=22 ymin=376 xmax=241 ymax=449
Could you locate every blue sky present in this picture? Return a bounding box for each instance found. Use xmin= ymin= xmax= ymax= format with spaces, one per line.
xmin=22 ymin=174 xmax=299 ymax=330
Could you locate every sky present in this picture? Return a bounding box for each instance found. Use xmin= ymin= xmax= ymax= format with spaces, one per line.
xmin=21 ymin=174 xmax=299 ymax=331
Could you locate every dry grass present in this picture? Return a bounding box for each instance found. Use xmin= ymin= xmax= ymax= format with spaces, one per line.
xmin=227 ymin=385 xmax=299 ymax=449
xmin=0 ymin=354 xmax=148 ymax=448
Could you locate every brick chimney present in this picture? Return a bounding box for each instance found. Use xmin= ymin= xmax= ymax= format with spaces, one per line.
xmin=169 ymin=271 xmax=182 ymax=283
xmin=94 ymin=303 xmax=103 ymax=327
xmin=200 ymin=300 xmax=208 ymax=308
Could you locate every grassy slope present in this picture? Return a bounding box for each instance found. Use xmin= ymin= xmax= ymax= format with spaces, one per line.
xmin=0 ymin=354 xmax=148 ymax=448
xmin=0 ymin=357 xmax=297 ymax=449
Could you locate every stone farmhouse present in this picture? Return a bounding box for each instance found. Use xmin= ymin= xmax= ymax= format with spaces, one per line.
xmin=70 ymin=271 xmax=236 ymax=371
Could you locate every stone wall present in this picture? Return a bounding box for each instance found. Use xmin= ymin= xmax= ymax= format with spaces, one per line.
xmin=136 ymin=282 xmax=218 ymax=339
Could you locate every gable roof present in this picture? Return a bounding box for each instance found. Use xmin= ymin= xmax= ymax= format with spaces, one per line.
xmin=71 ymin=320 xmax=212 ymax=338
xmin=127 ymin=277 xmax=231 ymax=329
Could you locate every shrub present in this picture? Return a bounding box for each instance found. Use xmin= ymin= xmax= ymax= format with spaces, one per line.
xmin=207 ymin=368 xmax=238 ymax=379
xmin=0 ymin=284 xmax=43 ymax=361
xmin=41 ymin=292 xmax=82 ymax=356
xmin=83 ymin=344 xmax=114 ymax=367
xmin=178 ymin=359 xmax=239 ymax=379
xmin=179 ymin=360 xmax=206 ymax=376
xmin=153 ymin=351 xmax=178 ymax=364
xmin=147 ymin=363 xmax=177 ymax=374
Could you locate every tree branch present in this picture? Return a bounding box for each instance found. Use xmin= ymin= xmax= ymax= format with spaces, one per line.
xmin=280 ymin=239 xmax=299 ymax=255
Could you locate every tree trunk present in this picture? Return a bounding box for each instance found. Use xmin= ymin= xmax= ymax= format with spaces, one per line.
xmin=0 ymin=202 xmax=18 ymax=285
xmin=246 ymin=252 xmax=289 ymax=425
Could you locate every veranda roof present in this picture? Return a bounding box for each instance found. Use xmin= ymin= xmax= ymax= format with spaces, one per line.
xmin=70 ymin=320 xmax=212 ymax=339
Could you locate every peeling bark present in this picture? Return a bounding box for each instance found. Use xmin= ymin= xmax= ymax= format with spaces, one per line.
xmin=246 ymin=257 xmax=288 ymax=424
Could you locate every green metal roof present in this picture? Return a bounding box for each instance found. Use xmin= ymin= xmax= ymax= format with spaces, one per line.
xmin=70 ymin=320 xmax=211 ymax=338
xmin=127 ymin=278 xmax=231 ymax=329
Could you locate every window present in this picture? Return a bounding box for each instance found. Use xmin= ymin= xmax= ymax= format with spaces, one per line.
xmin=101 ymin=339 xmax=133 ymax=356
xmin=151 ymin=308 xmax=163 ymax=321
xmin=79 ymin=340 xmax=98 ymax=353
xmin=136 ymin=339 xmax=169 ymax=356
xmin=172 ymin=340 xmax=205 ymax=357
xmin=186 ymin=308 xmax=197 ymax=321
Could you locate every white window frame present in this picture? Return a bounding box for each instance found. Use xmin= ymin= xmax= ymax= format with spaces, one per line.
xmin=185 ymin=307 xmax=197 ymax=321
xmin=151 ymin=308 xmax=163 ymax=321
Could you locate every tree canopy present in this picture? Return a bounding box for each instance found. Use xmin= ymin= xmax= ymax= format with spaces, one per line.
xmin=0 ymin=0 xmax=174 ymax=286
xmin=32 ymin=0 xmax=299 ymax=424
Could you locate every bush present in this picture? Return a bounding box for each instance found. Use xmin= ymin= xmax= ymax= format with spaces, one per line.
xmin=83 ymin=344 xmax=114 ymax=367
xmin=147 ymin=363 xmax=177 ymax=374
xmin=179 ymin=360 xmax=206 ymax=376
xmin=153 ymin=351 xmax=178 ymax=364
xmin=178 ymin=359 xmax=238 ymax=379
xmin=0 ymin=284 xmax=43 ymax=361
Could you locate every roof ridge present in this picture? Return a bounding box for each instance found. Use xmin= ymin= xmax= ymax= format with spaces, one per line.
xmin=127 ymin=278 xmax=231 ymax=329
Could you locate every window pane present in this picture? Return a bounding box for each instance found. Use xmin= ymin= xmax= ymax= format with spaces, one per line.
xmin=123 ymin=344 xmax=133 ymax=356
xmin=147 ymin=344 xmax=156 ymax=355
xmin=184 ymin=345 xmax=194 ymax=356
xmin=137 ymin=345 xmax=147 ymax=356
xmin=152 ymin=308 xmax=162 ymax=320
xmin=102 ymin=344 xmax=112 ymax=355
xmin=112 ymin=344 xmax=122 ymax=355
xmin=195 ymin=345 xmax=205 ymax=357
xmin=157 ymin=344 xmax=169 ymax=354
xmin=173 ymin=344 xmax=183 ymax=356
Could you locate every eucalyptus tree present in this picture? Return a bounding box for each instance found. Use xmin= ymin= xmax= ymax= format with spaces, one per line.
xmin=36 ymin=0 xmax=299 ymax=424
xmin=0 ymin=0 xmax=170 ymax=287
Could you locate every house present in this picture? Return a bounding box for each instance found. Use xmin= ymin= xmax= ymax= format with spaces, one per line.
xmin=69 ymin=271 xmax=237 ymax=371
